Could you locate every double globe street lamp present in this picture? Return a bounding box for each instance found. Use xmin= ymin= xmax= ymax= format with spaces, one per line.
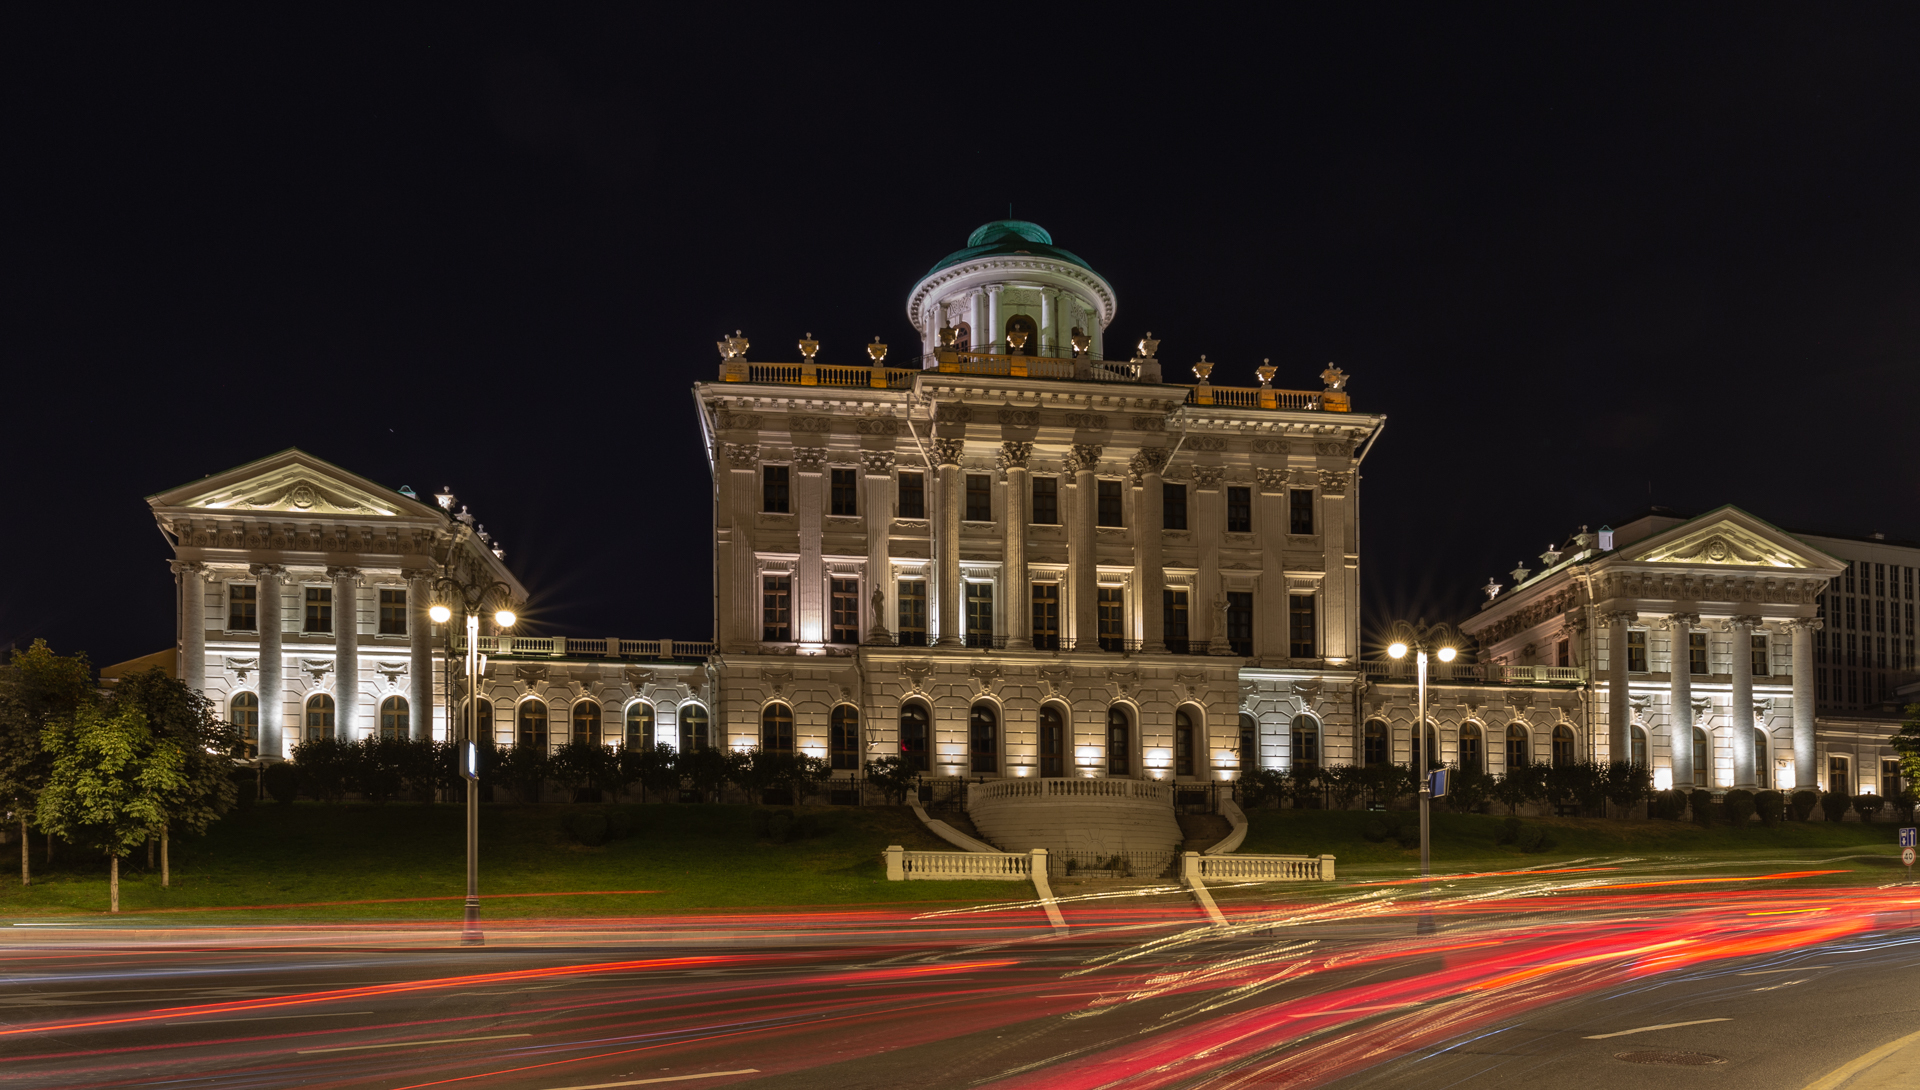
xmin=1386 ymin=619 xmax=1460 ymax=894
xmin=428 ymin=571 xmax=519 ymax=948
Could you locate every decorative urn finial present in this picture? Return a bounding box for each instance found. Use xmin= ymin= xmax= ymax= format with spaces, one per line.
xmin=1193 ymin=354 xmax=1213 ymax=381
xmin=798 ymin=332 xmax=820 ymax=362
xmin=866 ymin=336 xmax=888 ymax=364
xmin=717 ymin=330 xmax=749 ymax=361
xmin=1320 ymin=363 xmax=1348 ymax=391
xmin=1071 ymin=330 xmax=1092 ymax=357
xmin=1007 ymin=329 xmax=1029 ymax=355
xmin=1137 ymin=332 xmax=1160 ymax=359
xmin=1510 ymin=561 xmax=1532 ymax=585
xmin=1256 ymin=358 xmax=1277 ymax=388
xmin=1482 ymin=577 xmax=1503 ymax=601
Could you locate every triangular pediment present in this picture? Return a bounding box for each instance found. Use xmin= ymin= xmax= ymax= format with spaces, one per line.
xmin=148 ymin=448 xmax=441 ymax=521
xmin=1618 ymin=506 xmax=1843 ymax=572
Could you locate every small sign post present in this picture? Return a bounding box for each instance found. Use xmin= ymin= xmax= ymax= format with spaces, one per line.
xmin=1429 ymin=768 xmax=1449 ymax=800
xmin=462 ymin=741 xmax=480 ymax=783
xmin=1902 ymin=829 xmax=1917 ymax=883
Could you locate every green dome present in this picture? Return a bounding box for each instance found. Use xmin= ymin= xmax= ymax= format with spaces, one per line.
xmin=926 ymin=220 xmax=1095 ymax=276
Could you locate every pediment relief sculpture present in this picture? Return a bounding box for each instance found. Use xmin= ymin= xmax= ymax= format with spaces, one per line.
xmin=1625 ymin=515 xmax=1835 ymax=571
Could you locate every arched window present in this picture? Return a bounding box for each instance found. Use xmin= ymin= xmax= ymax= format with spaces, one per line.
xmin=1106 ymin=706 xmax=1133 ymax=777
xmin=762 ymin=703 xmax=794 ymax=752
xmin=1693 ymin=726 xmax=1710 ymax=788
xmin=830 ymin=706 xmax=860 ymax=770
xmin=627 ymin=703 xmax=654 ymax=748
xmin=464 ymin=700 xmax=492 ymax=743
xmin=1363 ymin=719 xmax=1389 ymax=766
xmin=899 ymin=702 xmax=930 ymax=772
xmin=518 ymin=701 xmax=548 ymax=749
xmin=1630 ymin=726 xmax=1648 ymax=767
xmin=679 ymin=704 xmax=709 ymax=752
xmin=1039 ymin=705 xmax=1066 ymax=777
xmin=574 ymin=702 xmax=603 ymax=747
xmin=1552 ymin=725 xmax=1576 ymax=767
xmin=1174 ymin=708 xmax=1196 ymax=778
xmin=1291 ymin=714 xmax=1320 ymax=770
xmin=953 ymin=320 xmax=972 ymax=352
xmin=1411 ymin=720 xmax=1438 ymax=770
xmin=1459 ymin=723 xmax=1483 ymax=772
xmin=380 ymin=696 xmax=409 ymax=740
xmin=1239 ymin=713 xmax=1258 ymax=773
xmin=1754 ymin=728 xmax=1770 ymax=790
xmin=970 ymin=703 xmax=998 ymax=775
xmin=1506 ymin=723 xmax=1530 ymax=769
xmin=305 ymin=694 xmax=335 ymax=742
xmin=230 ymin=693 xmax=259 ymax=757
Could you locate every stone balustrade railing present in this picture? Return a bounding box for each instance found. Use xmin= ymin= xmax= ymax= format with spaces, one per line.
xmin=884 ymin=846 xmax=1042 ymax=881
xmin=1186 ymin=853 xmax=1336 ymax=882
xmin=970 ymin=777 xmax=1175 ymax=804
xmin=453 ymin=636 xmax=714 ymax=661
xmin=1359 ymin=661 xmax=1587 ymax=685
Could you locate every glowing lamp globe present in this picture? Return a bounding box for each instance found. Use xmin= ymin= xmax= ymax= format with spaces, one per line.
xmin=1437 ymin=646 xmax=1457 ymax=662
xmin=493 ymin=608 xmax=517 ymax=629
xmin=428 ymin=603 xmax=452 ymax=624
xmin=1387 ymin=641 xmax=1408 ymax=660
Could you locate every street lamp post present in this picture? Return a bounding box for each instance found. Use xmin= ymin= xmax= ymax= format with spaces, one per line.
xmin=1387 ymin=619 xmax=1459 ymax=931
xmin=428 ymin=562 xmax=518 ymax=948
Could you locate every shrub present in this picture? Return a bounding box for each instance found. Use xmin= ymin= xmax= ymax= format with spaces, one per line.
xmin=1240 ymin=768 xmax=1288 ymax=809
xmin=620 ymin=742 xmax=678 ymax=803
xmin=1323 ymin=765 xmax=1365 ymax=811
xmin=552 ymin=741 xmax=621 ymax=803
xmin=229 ymin=768 xmax=258 ymax=810
xmin=1652 ymin=789 xmax=1687 ymax=821
xmin=1394 ymin=822 xmax=1421 ymax=849
xmin=1853 ymin=794 xmax=1886 ymax=823
xmin=1518 ymin=825 xmax=1556 ymax=853
xmin=1497 ymin=815 xmax=1522 ymax=845
xmin=1361 ymin=816 xmax=1392 ymax=843
xmin=1722 ymin=789 xmax=1755 ymax=828
xmin=1690 ymin=789 xmax=1714 ymax=827
xmin=1892 ymin=791 xmax=1918 ymax=825
xmin=262 ymin=762 xmax=298 ymax=805
xmin=1790 ymin=789 xmax=1820 ymax=822
xmin=863 ymin=756 xmax=916 ymax=805
xmin=1445 ymin=765 xmax=1495 ymax=814
xmin=1604 ymin=761 xmax=1653 ymax=819
xmin=290 ymin=737 xmax=356 ymax=803
xmin=1820 ymin=792 xmax=1851 ymax=822
xmin=561 ymin=809 xmax=610 ymax=846
xmin=495 ymin=743 xmax=552 ymax=804
xmin=1754 ymin=790 xmax=1784 ymax=828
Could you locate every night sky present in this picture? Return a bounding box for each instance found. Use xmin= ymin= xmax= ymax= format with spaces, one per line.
xmin=10 ymin=7 xmax=1920 ymax=670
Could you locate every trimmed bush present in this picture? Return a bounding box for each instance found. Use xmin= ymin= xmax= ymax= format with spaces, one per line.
xmin=1361 ymin=816 xmax=1392 ymax=843
xmin=1722 ymin=789 xmax=1755 ymax=828
xmin=561 ymin=809 xmax=610 ymax=846
xmin=1497 ymin=815 xmax=1522 ymax=845
xmin=262 ymin=762 xmax=298 ymax=805
xmin=1893 ymin=792 xmax=1918 ymax=825
xmin=1690 ymin=790 xmax=1714 ymax=827
xmin=1518 ymin=824 xmax=1556 ymax=853
xmin=1652 ymin=790 xmax=1687 ymax=821
xmin=229 ymin=768 xmax=258 ymax=810
xmin=1790 ymin=790 xmax=1819 ymax=822
xmin=1820 ymin=792 xmax=1851 ymax=822
xmin=1754 ymin=790 xmax=1784 ymax=828
xmin=1853 ymin=794 xmax=1886 ymax=823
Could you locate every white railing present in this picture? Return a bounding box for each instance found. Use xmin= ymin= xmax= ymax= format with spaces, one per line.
xmin=461 ymin=636 xmax=714 ymax=660
xmin=1188 ymin=853 xmax=1335 ymax=882
xmin=1358 ymin=661 xmax=1587 ymax=685
xmin=885 ymin=847 xmax=1035 ymax=881
xmin=970 ymin=777 xmax=1175 ymax=804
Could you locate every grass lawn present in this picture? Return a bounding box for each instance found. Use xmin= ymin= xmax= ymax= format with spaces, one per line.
xmin=1239 ymin=807 xmax=1913 ymax=872
xmin=0 ymin=802 xmax=1020 ymax=920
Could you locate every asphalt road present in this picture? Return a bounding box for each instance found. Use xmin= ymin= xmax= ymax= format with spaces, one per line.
xmin=3 ymin=865 xmax=1917 ymax=1089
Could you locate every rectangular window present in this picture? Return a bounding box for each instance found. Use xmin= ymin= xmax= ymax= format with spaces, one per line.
xmin=829 ymin=578 xmax=860 ymax=644
xmin=228 ymin=584 xmax=257 ymax=631
xmin=305 ymin=587 xmax=332 ymax=633
xmin=897 ymin=472 xmax=925 ymax=519
xmin=1876 ymin=563 xmax=1886 ymax=597
xmin=1162 ymin=482 xmax=1187 ymax=530
xmin=1886 ymin=758 xmax=1905 ymax=798
xmin=1226 ymin=486 xmax=1252 ymax=533
xmin=1847 ymin=669 xmax=1858 ymax=704
xmin=762 ymin=465 xmax=790 ymax=513
xmin=965 ymin=474 xmax=992 ymax=521
xmin=896 ymin=579 xmax=927 ymax=646
xmin=1877 ymin=600 xmax=1887 ymax=633
xmin=1752 ymin=634 xmax=1770 ymax=676
xmin=1228 ymin=591 xmax=1254 ymax=657
xmin=1163 ymin=589 xmax=1189 ymax=654
xmin=1288 ymin=594 xmax=1316 ymax=658
xmin=1844 ymin=562 xmax=1855 ymax=594
xmin=1097 ymin=588 xmax=1125 ymax=651
xmin=1829 ymin=756 xmax=1851 ymax=795
xmin=1846 ymin=597 xmax=1856 ymax=630
xmin=1818 ymin=667 xmax=1828 ymax=701
xmin=1878 ymin=635 xmax=1888 ymax=669
xmin=1689 ymin=632 xmax=1708 ymax=675
xmin=1097 ymin=480 xmax=1123 ymax=527
xmin=1817 ymin=629 xmax=1828 ymax=664
xmin=1288 ymin=489 xmax=1314 ymax=534
xmin=761 ymin=576 xmax=791 ymax=641
xmin=965 ymin=582 xmax=994 ymax=648
xmin=378 ymin=588 xmax=407 ymax=635
xmin=1557 ymin=638 xmax=1571 ymax=668
xmin=830 ymin=468 xmax=858 ymax=516
xmin=1026 ymin=476 xmax=1055 ymax=524
xmin=1847 ymin=632 xmax=1857 ymax=667
xmin=1627 ymin=631 xmax=1647 ymax=672
xmin=1031 ymin=583 xmax=1060 ymax=650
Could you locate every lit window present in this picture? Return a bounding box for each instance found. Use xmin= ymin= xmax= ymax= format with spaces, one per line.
xmin=305 ymin=587 xmax=332 ymax=633
xmin=761 ymin=703 xmax=794 ymax=752
xmin=229 ymin=584 xmax=257 ymax=631
xmin=965 ymin=582 xmax=994 ymax=648
xmin=830 ymin=468 xmax=858 ymax=516
xmin=679 ymin=705 xmax=708 ymax=752
xmin=1097 ymin=588 xmax=1124 ymax=652
xmin=1627 ymin=631 xmax=1647 ymax=672
xmin=380 ymin=696 xmax=409 ymax=740
xmin=762 ymin=576 xmax=791 ymax=641
xmin=573 ymin=702 xmax=602 ymax=746
xmin=830 ymin=706 xmax=860 ymax=770
xmin=896 ymin=579 xmax=927 ymax=647
xmin=830 ymin=578 xmax=860 ymax=644
xmin=1031 ymin=583 xmax=1059 ymax=651
xmin=378 ymin=588 xmax=407 ymax=635
xmin=305 ymin=694 xmax=335 ymax=742
xmin=627 ymin=703 xmax=654 ymax=748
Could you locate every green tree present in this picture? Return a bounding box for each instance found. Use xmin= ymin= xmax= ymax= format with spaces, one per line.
xmin=1890 ymin=703 xmax=1920 ymax=788
xmin=37 ymin=704 xmax=186 ymax=912
xmin=107 ymin=669 xmax=241 ymax=886
xmin=1602 ymin=761 xmax=1653 ymax=819
xmin=552 ymin=740 xmax=620 ymax=802
xmin=0 ymin=641 xmax=97 ymax=886
xmin=863 ymin=755 xmax=916 ymax=805
xmin=620 ymin=742 xmax=677 ymax=803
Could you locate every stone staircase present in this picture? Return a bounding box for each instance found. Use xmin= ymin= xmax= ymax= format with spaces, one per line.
xmin=1177 ymin=812 xmax=1232 ymax=854
xmin=928 ymin=806 xmax=989 ymax=845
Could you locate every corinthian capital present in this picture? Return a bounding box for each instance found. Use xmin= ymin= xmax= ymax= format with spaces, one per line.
xmin=1599 ymin=610 xmax=1639 ymax=626
xmin=170 ymin=560 xmax=207 ymax=576
xmin=1133 ymin=446 xmax=1169 ymax=476
xmin=1066 ymin=444 xmax=1103 ymax=473
xmin=1657 ymin=612 xmax=1701 ymax=630
xmin=932 ymin=439 xmax=965 ymax=466
xmin=1782 ymin=616 xmax=1825 ymax=633
xmin=725 ymin=443 xmax=760 ymax=469
xmin=859 ymin=450 xmax=896 ymax=477
xmin=248 ymin=563 xmax=286 ymax=581
xmin=997 ymin=441 xmax=1033 ymax=471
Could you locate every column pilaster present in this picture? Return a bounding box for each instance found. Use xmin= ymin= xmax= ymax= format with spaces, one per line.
xmin=794 ymin=448 xmax=826 ymax=644
xmin=724 ymin=443 xmax=761 ymax=651
xmin=1256 ymin=468 xmax=1288 ymax=661
xmin=330 ymin=566 xmax=361 ymax=741
xmin=862 ymin=452 xmax=895 ymax=645
xmin=985 ymin=285 xmax=1003 ymax=351
xmin=252 ymin=563 xmax=286 ymax=759
xmin=934 ymin=438 xmax=965 ymax=648
xmin=1787 ymin=618 xmax=1820 ymax=791
xmin=966 ymin=290 xmax=984 ymax=352
xmin=1729 ymin=615 xmax=1760 ymax=789
xmin=172 ymin=560 xmax=207 ymax=693
xmin=1068 ymin=444 xmax=1102 ymax=649
xmin=1039 ymin=289 xmax=1056 ymax=355
xmin=1604 ymin=610 xmax=1636 ymax=763
xmin=1190 ymin=467 xmax=1224 ymax=653
xmin=1001 ymin=443 xmax=1032 ymax=646
xmin=1662 ymin=613 xmax=1699 ymax=789
xmin=405 ymin=568 xmax=435 ymax=741
xmin=1136 ymin=448 xmax=1169 ymax=653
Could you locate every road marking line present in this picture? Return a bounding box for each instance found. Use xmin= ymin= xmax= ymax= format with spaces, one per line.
xmin=168 ymin=1011 xmax=374 ymax=1025
xmin=533 ymin=1071 xmax=761 ymax=1090
xmin=297 ymin=1033 xmax=530 ymax=1055
xmin=1753 ymin=979 xmax=1809 ymax=992
xmin=1799 ymin=1026 xmax=1920 ymax=1090
xmin=1737 ymin=966 xmax=1831 ymax=975
xmin=1584 ymin=1018 xmax=1731 ymax=1039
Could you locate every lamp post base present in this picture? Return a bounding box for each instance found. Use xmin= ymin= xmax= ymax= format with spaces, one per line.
xmin=461 ymin=899 xmax=483 ymax=946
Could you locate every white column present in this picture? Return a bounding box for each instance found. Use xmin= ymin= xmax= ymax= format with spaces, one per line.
xmin=1138 ymin=450 xmax=1168 ymax=653
xmin=1002 ymin=443 xmax=1031 ymax=646
xmin=724 ymin=443 xmax=760 ymax=650
xmin=863 ymin=452 xmax=894 ymax=644
xmin=173 ymin=560 xmax=207 ymax=692
xmin=407 ymin=569 xmax=435 ymax=741
xmin=253 ymin=563 xmax=286 ymax=758
xmin=1191 ymin=469 xmax=1224 ymax=653
xmin=1790 ymin=618 xmax=1819 ymax=790
xmin=967 ymin=290 xmax=984 ymax=352
xmin=1606 ymin=610 xmax=1634 ymax=763
xmin=986 ymin=286 xmax=1002 ymax=351
xmin=330 ymin=567 xmax=360 ymax=740
xmin=1068 ymin=444 xmax=1101 ymax=648
xmin=1039 ymin=289 xmax=1056 ymax=356
xmin=1257 ymin=470 xmax=1288 ymax=660
xmin=1729 ymin=615 xmax=1759 ymax=789
xmin=934 ymin=439 xmax=965 ymax=647
xmin=1665 ymin=613 xmax=1698 ymax=789
xmin=795 ymin=451 xmax=825 ymax=643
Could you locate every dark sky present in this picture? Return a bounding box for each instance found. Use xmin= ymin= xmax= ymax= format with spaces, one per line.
xmin=9 ymin=7 xmax=1920 ymax=669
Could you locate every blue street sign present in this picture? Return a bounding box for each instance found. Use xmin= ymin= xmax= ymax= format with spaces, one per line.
xmin=462 ymin=741 xmax=480 ymax=782
xmin=1429 ymin=768 xmax=1449 ymax=799
xmin=1900 ymin=827 xmax=1917 ymax=848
